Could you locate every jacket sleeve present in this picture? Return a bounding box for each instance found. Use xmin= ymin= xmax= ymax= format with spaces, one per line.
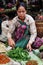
xmin=28 ymin=16 xmax=37 ymax=44
xmin=1 ymin=20 xmax=16 ymax=39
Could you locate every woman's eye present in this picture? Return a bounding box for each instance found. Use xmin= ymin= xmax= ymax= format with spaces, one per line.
xmin=19 ymin=11 xmax=21 ymax=13
xmin=18 ymin=11 xmax=25 ymax=13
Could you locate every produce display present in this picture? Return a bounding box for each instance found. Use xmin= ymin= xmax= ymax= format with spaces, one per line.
xmin=39 ymin=52 xmax=43 ymax=59
xmin=0 ymin=54 xmax=10 ymax=64
xmin=7 ymin=47 xmax=43 ymax=65
xmin=7 ymin=47 xmax=31 ymax=61
xmin=0 ymin=42 xmax=6 ymax=53
xmin=0 ymin=41 xmax=43 ymax=65
xmin=39 ymin=45 xmax=43 ymax=52
xmin=39 ymin=45 xmax=43 ymax=59
xmin=0 ymin=6 xmax=16 ymax=14
xmin=26 ymin=60 xmax=38 ymax=65
xmin=32 ymin=37 xmax=43 ymax=49
xmin=29 ymin=52 xmax=43 ymax=65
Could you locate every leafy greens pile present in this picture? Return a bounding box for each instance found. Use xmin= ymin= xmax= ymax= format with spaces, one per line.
xmin=7 ymin=47 xmax=31 ymax=61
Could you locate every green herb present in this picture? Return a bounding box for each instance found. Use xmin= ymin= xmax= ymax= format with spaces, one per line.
xmin=7 ymin=47 xmax=31 ymax=61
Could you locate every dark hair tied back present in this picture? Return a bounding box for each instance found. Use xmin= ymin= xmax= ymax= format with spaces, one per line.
xmin=16 ymin=2 xmax=27 ymax=10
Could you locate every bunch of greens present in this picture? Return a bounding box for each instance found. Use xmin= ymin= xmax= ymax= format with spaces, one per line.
xmin=7 ymin=47 xmax=31 ymax=61
xmin=39 ymin=45 xmax=43 ymax=52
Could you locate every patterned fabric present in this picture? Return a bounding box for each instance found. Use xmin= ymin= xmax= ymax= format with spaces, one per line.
xmin=12 ymin=20 xmax=30 ymax=48
xmin=1 ymin=14 xmax=37 ymax=44
xmin=32 ymin=37 xmax=43 ymax=49
xmin=13 ymin=25 xmax=26 ymax=42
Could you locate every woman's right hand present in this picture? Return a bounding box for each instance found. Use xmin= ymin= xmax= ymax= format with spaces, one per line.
xmin=8 ymin=38 xmax=15 ymax=48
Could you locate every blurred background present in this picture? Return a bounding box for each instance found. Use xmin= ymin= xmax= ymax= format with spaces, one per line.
xmin=0 ymin=0 xmax=43 ymax=35
xmin=0 ymin=0 xmax=43 ymax=19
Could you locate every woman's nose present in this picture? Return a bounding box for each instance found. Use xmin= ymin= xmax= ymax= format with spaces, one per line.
xmin=21 ymin=12 xmax=23 ymax=15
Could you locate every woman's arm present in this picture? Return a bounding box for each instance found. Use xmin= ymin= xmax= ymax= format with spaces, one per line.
xmin=7 ymin=19 xmax=16 ymax=47
xmin=27 ymin=15 xmax=37 ymax=51
xmin=1 ymin=20 xmax=16 ymax=47
xmin=29 ymin=21 xmax=37 ymax=44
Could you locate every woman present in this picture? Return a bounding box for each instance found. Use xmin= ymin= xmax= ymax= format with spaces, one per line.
xmin=2 ymin=3 xmax=37 ymax=51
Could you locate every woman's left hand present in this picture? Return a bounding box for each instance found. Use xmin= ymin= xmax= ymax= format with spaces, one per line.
xmin=26 ymin=43 xmax=32 ymax=51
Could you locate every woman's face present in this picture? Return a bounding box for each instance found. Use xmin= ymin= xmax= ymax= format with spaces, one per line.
xmin=17 ymin=6 xmax=26 ymax=20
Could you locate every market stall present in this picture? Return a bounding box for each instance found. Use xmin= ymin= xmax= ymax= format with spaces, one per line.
xmin=0 ymin=0 xmax=43 ymax=65
xmin=0 ymin=42 xmax=43 ymax=65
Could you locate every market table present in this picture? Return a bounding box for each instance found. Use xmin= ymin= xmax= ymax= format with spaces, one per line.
xmin=0 ymin=42 xmax=43 ymax=65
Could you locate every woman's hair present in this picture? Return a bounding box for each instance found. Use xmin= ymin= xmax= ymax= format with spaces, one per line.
xmin=16 ymin=2 xmax=27 ymax=10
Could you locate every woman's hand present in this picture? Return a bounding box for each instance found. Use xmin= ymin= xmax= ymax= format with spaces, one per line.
xmin=26 ymin=43 xmax=32 ymax=51
xmin=8 ymin=38 xmax=15 ymax=48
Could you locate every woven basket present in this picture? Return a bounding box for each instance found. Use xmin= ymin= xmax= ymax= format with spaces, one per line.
xmin=35 ymin=20 xmax=43 ymax=37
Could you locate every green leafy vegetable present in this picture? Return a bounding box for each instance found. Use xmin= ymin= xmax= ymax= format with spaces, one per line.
xmin=7 ymin=47 xmax=31 ymax=61
xmin=39 ymin=45 xmax=43 ymax=52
